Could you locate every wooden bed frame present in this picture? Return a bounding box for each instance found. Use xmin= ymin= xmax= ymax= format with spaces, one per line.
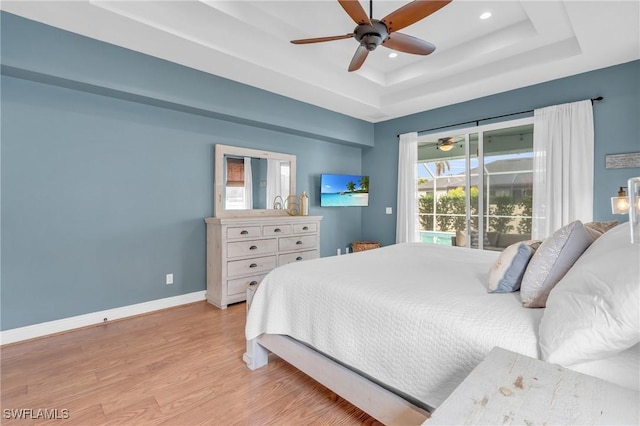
xmin=244 ymin=334 xmax=430 ymax=425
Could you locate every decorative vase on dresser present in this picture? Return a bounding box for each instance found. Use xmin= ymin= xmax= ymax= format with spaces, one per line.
xmin=205 ymin=215 xmax=322 ymax=309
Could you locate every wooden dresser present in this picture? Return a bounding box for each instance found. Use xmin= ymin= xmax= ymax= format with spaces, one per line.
xmin=204 ymin=216 xmax=322 ymax=309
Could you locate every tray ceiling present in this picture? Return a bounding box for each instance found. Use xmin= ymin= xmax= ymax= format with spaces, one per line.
xmin=2 ymin=1 xmax=639 ymax=122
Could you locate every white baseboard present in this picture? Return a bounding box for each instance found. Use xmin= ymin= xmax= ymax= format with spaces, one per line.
xmin=0 ymin=291 xmax=206 ymax=345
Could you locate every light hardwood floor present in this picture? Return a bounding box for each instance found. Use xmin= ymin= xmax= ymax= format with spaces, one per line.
xmin=1 ymin=301 xmax=382 ymax=425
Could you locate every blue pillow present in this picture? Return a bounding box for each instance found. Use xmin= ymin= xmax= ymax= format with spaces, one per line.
xmin=487 ymin=241 xmax=541 ymax=293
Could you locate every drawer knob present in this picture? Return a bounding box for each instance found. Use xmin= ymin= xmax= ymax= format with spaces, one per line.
xmin=240 ymin=230 xmax=249 ymax=235
xmin=249 ymin=281 xmax=258 ymax=286
xmin=249 ymin=245 xmax=258 ymax=250
xmin=274 ymin=228 xmax=281 ymax=233
xmin=296 ymin=256 xmax=303 ymax=261
xmin=296 ymin=240 xmax=303 ymax=245
xmin=303 ymin=226 xmax=309 ymax=230
xmin=249 ymin=263 xmax=258 ymax=268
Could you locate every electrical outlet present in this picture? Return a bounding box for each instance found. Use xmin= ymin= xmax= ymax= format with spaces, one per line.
xmin=166 ymin=273 xmax=174 ymax=285
xmin=386 ymin=207 xmax=393 ymax=214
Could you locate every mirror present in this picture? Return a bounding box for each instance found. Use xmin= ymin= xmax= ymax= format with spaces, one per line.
xmin=214 ymin=144 xmax=296 ymax=217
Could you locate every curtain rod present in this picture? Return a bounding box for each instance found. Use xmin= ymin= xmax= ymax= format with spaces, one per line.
xmin=397 ymin=96 xmax=604 ymax=137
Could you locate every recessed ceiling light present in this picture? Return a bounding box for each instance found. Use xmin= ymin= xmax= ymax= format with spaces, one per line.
xmin=480 ymin=12 xmax=492 ymax=20
xmin=388 ymin=52 xmax=398 ymax=59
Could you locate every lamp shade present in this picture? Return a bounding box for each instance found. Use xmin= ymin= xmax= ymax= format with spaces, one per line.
xmin=611 ymin=196 xmax=630 ymax=214
xmin=611 ymin=186 xmax=630 ymax=214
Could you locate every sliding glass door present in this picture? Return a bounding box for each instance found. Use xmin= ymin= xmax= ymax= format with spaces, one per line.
xmin=482 ymin=123 xmax=533 ymax=248
xmin=417 ymin=133 xmax=464 ymax=245
xmin=417 ymin=118 xmax=533 ymax=250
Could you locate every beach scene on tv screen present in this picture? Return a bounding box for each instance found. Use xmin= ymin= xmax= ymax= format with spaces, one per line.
xmin=321 ymin=174 xmax=369 ymax=207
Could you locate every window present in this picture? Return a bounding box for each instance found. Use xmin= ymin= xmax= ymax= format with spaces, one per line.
xmin=225 ymin=157 xmax=247 ymax=210
xmin=417 ymin=118 xmax=533 ymax=250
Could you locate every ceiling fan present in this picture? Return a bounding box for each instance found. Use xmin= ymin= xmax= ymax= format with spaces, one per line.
xmin=291 ymin=0 xmax=451 ymax=72
xmin=437 ymin=137 xmax=457 ymax=151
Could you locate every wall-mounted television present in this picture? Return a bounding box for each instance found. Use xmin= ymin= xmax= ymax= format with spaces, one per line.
xmin=320 ymin=174 xmax=369 ymax=207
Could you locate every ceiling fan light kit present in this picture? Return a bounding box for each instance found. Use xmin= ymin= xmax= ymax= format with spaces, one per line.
xmin=290 ymin=0 xmax=451 ymax=72
xmin=354 ymin=20 xmax=388 ymax=51
xmin=437 ymin=138 xmax=456 ymax=151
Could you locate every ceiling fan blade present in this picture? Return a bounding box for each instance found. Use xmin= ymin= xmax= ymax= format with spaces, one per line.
xmin=348 ymin=45 xmax=369 ymax=72
xmin=382 ymin=32 xmax=436 ymax=55
xmin=381 ymin=0 xmax=451 ymax=33
xmin=291 ymin=34 xmax=355 ymax=44
xmin=338 ymin=0 xmax=373 ymax=26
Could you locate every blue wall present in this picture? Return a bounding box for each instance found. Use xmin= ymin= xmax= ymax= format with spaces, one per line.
xmin=2 ymin=11 xmax=638 ymax=331
xmin=364 ymin=60 xmax=640 ymax=246
xmin=1 ymin=12 xmax=369 ymax=330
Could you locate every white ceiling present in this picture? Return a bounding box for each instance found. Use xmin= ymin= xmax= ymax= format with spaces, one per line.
xmin=2 ymin=1 xmax=639 ymax=123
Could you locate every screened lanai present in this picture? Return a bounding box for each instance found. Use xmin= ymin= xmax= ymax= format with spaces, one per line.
xmin=416 ymin=122 xmax=534 ymax=249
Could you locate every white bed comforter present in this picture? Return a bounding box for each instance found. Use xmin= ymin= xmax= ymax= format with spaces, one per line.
xmin=245 ymin=243 xmax=544 ymax=408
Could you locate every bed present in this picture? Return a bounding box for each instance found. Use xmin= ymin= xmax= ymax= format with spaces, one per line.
xmin=244 ymin=223 xmax=640 ymax=424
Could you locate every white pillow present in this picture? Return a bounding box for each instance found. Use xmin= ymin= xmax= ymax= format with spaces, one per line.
xmin=520 ymin=221 xmax=595 ymax=308
xmin=486 ymin=240 xmax=541 ymax=293
xmin=539 ymin=223 xmax=640 ymax=366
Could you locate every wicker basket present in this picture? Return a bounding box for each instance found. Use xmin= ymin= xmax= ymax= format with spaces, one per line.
xmin=351 ymin=241 xmax=381 ymax=252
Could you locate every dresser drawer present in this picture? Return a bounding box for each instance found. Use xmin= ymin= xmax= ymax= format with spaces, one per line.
xmin=227 ymin=239 xmax=277 ymax=258
xmin=293 ymin=223 xmax=317 ymax=234
xmin=227 ymin=274 xmax=267 ymax=296
xmin=278 ymin=249 xmax=319 ymax=266
xmin=227 ymin=226 xmax=261 ymax=239
xmin=227 ymin=256 xmax=276 ymax=277
xmin=262 ymin=224 xmax=292 ymax=236
xmin=278 ymin=235 xmax=318 ymax=252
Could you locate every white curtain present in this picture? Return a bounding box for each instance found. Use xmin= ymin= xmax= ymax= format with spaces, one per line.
xmin=396 ymin=132 xmax=419 ymax=243
xmin=266 ymin=159 xmax=282 ymax=208
xmin=243 ymin=157 xmax=253 ymax=210
xmin=532 ymin=100 xmax=594 ymax=239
